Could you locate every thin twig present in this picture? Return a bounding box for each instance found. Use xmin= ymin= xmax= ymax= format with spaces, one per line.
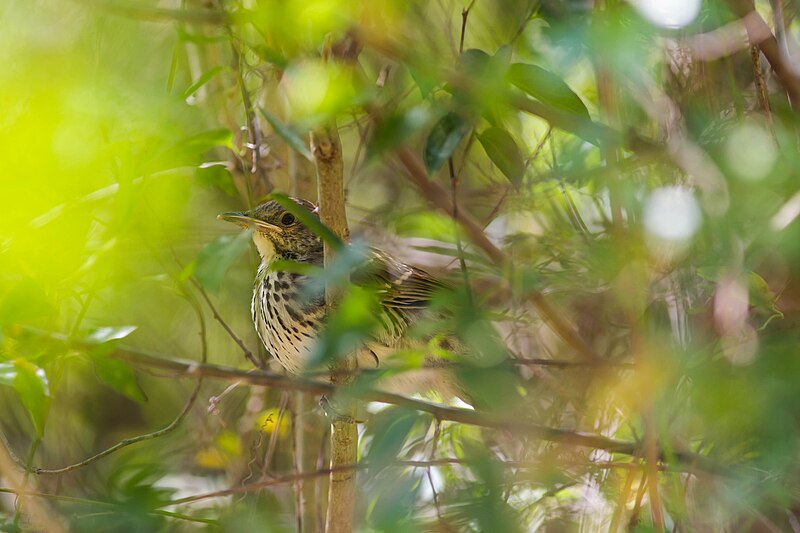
xmin=0 ymin=487 xmax=218 ymax=526
xmin=190 ymin=278 xmax=260 ymax=367
xmin=166 ymin=457 xmax=662 ymax=507
xmin=15 ymin=327 xmax=730 ymax=474
xmin=459 ymin=0 xmax=477 ymax=54
xmin=29 ymin=284 xmax=208 ymax=475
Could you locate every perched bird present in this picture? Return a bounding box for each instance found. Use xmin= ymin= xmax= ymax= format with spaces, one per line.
xmin=218 ymin=197 xmax=467 ymax=399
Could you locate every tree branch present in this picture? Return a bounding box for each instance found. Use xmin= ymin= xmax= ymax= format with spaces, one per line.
xmin=311 ymin=120 xmax=357 ymax=533
xmin=15 ymin=328 xmax=729 ymax=475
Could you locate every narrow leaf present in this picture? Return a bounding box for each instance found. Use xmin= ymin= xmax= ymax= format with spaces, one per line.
xmin=181 ymin=129 xmax=234 ymax=151
xmin=270 ymin=192 xmax=343 ymax=249
xmin=258 ymin=107 xmax=313 ymax=161
xmin=477 ymin=127 xmax=526 ymax=185
xmin=194 ymin=229 xmax=253 ymax=292
xmin=365 ymin=409 xmax=419 ymax=470
xmin=508 ymin=63 xmax=590 ymax=119
xmin=92 ymin=355 xmax=148 ymax=403
xmin=423 ymin=113 xmax=470 ymax=174
xmin=183 ymin=66 xmax=226 ymax=99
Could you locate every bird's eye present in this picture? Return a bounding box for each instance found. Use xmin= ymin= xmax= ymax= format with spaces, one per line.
xmin=280 ymin=212 xmax=296 ymax=226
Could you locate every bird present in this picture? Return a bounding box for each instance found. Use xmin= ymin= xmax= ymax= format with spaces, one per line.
xmin=218 ymin=197 xmax=471 ymax=400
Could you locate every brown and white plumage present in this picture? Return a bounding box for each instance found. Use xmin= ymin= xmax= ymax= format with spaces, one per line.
xmin=219 ymin=198 xmax=463 ymax=398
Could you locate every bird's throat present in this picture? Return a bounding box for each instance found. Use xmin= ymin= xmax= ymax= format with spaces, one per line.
xmin=252 ymin=231 xmax=277 ymax=262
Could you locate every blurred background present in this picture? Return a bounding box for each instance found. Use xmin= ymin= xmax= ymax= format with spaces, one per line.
xmin=2 ymin=0 xmax=800 ymax=531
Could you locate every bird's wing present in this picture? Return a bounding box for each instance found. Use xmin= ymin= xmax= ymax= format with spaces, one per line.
xmin=352 ymin=249 xmax=449 ymax=309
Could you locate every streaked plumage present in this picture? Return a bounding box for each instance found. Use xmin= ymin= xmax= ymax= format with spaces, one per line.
xmin=220 ymin=198 xmax=462 ymax=398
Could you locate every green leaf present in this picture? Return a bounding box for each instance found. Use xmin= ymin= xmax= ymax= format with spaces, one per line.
xmin=0 ymin=363 xmax=15 ymax=387
xmin=458 ymin=49 xmax=492 ymax=77
xmin=367 ymin=107 xmax=429 ymax=159
xmin=408 ymin=66 xmax=437 ymax=98
xmin=0 ymin=279 xmax=52 ymax=326
xmin=477 ymin=127 xmax=526 ymax=185
xmin=194 ymin=230 xmax=253 ymax=292
xmin=92 ymin=355 xmax=148 ymax=403
xmin=423 ymin=113 xmax=470 ymax=175
xmin=196 ymin=162 xmax=237 ymax=196
xmin=258 ymin=107 xmax=313 ymax=161
xmin=85 ymin=325 xmax=137 ymax=345
xmin=6 ymin=360 xmax=51 ymax=437
xmin=181 ymin=129 xmax=234 ymax=151
xmin=183 ymin=66 xmax=226 ymax=99
xmin=365 ymin=409 xmax=419 ymax=470
xmin=508 ymin=63 xmax=590 ymax=119
xmin=269 ymin=192 xmax=343 ymax=249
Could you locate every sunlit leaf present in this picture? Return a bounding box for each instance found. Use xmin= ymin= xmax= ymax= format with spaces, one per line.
xmin=85 ymin=325 xmax=137 ymax=345
xmin=508 ymin=63 xmax=590 ymax=119
xmin=423 ymin=112 xmax=470 ymax=174
xmin=194 ymin=230 xmax=253 ymax=292
xmin=180 ymin=128 xmax=234 ymax=151
xmin=477 ymin=127 xmax=526 ymax=185
xmin=0 ymin=363 xmax=16 ymax=387
xmin=0 ymin=279 xmax=52 ymax=326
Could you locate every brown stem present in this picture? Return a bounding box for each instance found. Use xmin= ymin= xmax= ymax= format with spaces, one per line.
xmin=395 ymin=147 xmax=600 ymax=361
xmin=311 ymin=122 xmax=357 ymax=533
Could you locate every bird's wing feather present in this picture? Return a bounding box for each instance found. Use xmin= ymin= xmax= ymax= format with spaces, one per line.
xmin=352 ymin=249 xmax=448 ymax=309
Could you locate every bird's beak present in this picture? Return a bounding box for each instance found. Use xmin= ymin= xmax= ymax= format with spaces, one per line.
xmin=217 ymin=211 xmax=279 ymax=231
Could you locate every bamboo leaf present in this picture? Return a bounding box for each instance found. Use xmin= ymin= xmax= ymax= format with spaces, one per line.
xmin=423 ymin=112 xmax=470 ymax=174
xmin=508 ymin=63 xmax=590 ymax=119
xmin=477 ymin=127 xmax=526 ymax=185
xmin=194 ymin=230 xmax=253 ymax=292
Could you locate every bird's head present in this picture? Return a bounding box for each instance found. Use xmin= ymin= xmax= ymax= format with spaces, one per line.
xmin=218 ymin=198 xmax=322 ymax=262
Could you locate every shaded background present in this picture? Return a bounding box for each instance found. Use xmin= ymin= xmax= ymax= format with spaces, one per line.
xmin=2 ymin=0 xmax=800 ymax=531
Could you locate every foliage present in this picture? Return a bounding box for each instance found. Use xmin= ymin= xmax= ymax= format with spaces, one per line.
xmin=2 ymin=0 xmax=800 ymax=531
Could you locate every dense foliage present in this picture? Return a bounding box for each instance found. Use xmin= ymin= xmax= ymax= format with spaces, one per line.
xmin=2 ymin=0 xmax=800 ymax=531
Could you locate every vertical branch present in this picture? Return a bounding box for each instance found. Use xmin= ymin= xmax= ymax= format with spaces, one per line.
xmin=310 ymin=123 xmax=356 ymax=533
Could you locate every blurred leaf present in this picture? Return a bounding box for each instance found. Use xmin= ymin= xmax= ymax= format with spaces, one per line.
xmin=5 ymin=360 xmax=51 ymax=437
xmin=182 ymin=66 xmax=226 ymax=99
xmin=92 ymin=355 xmax=147 ymax=403
xmin=365 ymin=409 xmax=419 ymax=469
xmin=194 ymin=229 xmax=253 ymax=292
xmin=258 ymin=107 xmax=313 ymax=160
xmin=0 ymin=363 xmax=16 ymax=387
xmin=457 ymin=49 xmax=492 ymax=76
xmin=423 ymin=112 xmax=470 ymax=174
xmin=85 ymin=325 xmax=137 ymax=345
xmin=367 ymin=107 xmax=429 ymax=159
xmin=270 ymin=192 xmax=343 ymax=248
xmin=0 ymin=279 xmax=52 ymax=326
xmin=508 ymin=63 xmax=590 ymax=119
xmin=408 ymin=66 xmax=437 ymax=98
xmin=252 ymin=45 xmax=289 ymax=68
xmin=477 ymin=127 xmax=526 ymax=185
xmin=180 ymin=128 xmax=233 ymax=151
xmin=196 ymin=162 xmax=237 ymax=196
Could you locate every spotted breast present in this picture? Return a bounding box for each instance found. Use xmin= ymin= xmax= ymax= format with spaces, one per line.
xmin=251 ymin=263 xmax=325 ymax=374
